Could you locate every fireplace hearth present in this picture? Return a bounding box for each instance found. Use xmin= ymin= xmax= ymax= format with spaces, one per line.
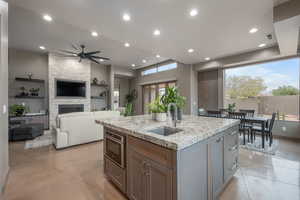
xmin=58 ymin=104 xmax=84 ymax=114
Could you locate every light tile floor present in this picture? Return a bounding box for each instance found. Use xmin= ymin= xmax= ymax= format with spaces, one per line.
xmin=3 ymin=138 xmax=300 ymax=200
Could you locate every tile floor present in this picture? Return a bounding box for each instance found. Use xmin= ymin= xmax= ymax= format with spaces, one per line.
xmin=3 ymin=138 xmax=300 ymax=200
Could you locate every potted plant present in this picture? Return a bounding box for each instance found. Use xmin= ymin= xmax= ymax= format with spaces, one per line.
xmin=122 ymin=89 xmax=137 ymax=117
xmin=19 ymin=86 xmax=27 ymax=96
xmin=228 ymin=103 xmax=236 ymax=112
xmin=161 ymin=87 xmax=186 ymax=120
xmin=148 ymin=97 xmax=167 ymax=121
xmin=9 ymin=104 xmax=27 ymax=116
xmin=29 ymin=88 xmax=40 ymax=96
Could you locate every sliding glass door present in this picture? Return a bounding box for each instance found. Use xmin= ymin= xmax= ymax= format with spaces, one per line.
xmin=142 ymin=81 xmax=176 ymax=114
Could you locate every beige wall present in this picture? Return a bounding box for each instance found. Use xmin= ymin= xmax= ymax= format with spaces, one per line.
xmin=8 ymin=48 xmax=48 ymax=113
xmin=0 ymin=0 xmax=8 ymax=195
xmin=194 ymin=46 xmax=281 ymax=72
xmin=131 ymin=61 xmax=197 ymax=115
xmin=91 ymin=63 xmax=109 ymax=110
xmin=114 ymin=77 xmax=131 ymax=107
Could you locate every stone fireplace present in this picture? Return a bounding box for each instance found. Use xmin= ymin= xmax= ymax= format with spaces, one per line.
xmin=48 ymin=54 xmax=91 ymax=130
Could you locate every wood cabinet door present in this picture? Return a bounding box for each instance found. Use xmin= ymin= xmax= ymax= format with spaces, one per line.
xmin=145 ymin=159 xmax=173 ymax=200
xmin=210 ymin=136 xmax=224 ymax=199
xmin=127 ymin=148 xmax=147 ymax=200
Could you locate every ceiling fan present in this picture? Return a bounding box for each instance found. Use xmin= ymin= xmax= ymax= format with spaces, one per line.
xmin=58 ymin=44 xmax=110 ymax=64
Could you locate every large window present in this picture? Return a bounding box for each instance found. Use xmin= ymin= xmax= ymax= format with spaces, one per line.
xmin=141 ymin=62 xmax=177 ymax=76
xmin=143 ymin=81 xmax=176 ymax=114
xmin=224 ymin=57 xmax=300 ymax=121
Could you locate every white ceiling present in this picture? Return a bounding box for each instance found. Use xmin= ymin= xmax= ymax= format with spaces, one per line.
xmin=8 ymin=0 xmax=277 ymax=68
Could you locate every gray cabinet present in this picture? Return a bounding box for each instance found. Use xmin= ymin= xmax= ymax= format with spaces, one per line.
xmin=210 ymin=136 xmax=224 ymax=199
xmin=224 ymin=129 xmax=239 ymax=184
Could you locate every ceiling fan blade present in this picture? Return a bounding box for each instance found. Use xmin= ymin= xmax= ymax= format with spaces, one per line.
xmin=89 ymin=55 xmax=110 ymax=60
xmin=89 ymin=57 xmax=100 ymax=64
xmin=59 ymin=50 xmax=78 ymax=55
xmin=71 ymin=44 xmax=79 ymax=51
xmin=54 ymin=51 xmax=78 ymax=57
xmin=85 ymin=51 xmax=101 ymax=56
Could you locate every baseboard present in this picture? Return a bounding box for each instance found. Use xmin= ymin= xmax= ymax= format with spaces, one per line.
xmin=1 ymin=167 xmax=10 ymax=197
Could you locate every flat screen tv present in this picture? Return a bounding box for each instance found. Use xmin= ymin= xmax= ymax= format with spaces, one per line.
xmin=56 ymin=80 xmax=86 ymax=97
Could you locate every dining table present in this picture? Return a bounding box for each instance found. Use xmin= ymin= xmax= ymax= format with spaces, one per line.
xmin=199 ymin=114 xmax=269 ymax=148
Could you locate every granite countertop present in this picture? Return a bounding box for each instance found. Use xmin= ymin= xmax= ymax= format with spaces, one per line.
xmin=95 ymin=115 xmax=239 ymax=150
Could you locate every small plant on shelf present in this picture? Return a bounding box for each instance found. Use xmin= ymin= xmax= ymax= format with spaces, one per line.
xmin=9 ymin=104 xmax=28 ymax=116
xmin=29 ymin=88 xmax=40 ymax=96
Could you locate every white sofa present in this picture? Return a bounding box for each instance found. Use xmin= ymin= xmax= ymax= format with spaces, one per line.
xmin=54 ymin=111 xmax=120 ymax=149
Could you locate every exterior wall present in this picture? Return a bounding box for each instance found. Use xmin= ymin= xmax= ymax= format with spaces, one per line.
xmin=8 ymin=48 xmax=48 ymax=113
xmin=48 ymin=54 xmax=91 ymax=129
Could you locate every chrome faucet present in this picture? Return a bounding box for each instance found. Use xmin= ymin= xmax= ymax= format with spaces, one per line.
xmin=168 ymin=103 xmax=178 ymax=127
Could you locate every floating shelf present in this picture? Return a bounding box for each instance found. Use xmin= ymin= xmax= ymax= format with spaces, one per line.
xmin=91 ymin=83 xmax=109 ymax=87
xmin=14 ymin=96 xmax=45 ymax=99
xmin=15 ymin=77 xmax=45 ymax=83
xmin=91 ymin=96 xmax=106 ymax=99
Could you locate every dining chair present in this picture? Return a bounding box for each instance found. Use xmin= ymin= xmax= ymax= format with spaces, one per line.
xmin=239 ymin=109 xmax=255 ymax=117
xmin=251 ymin=113 xmax=276 ymax=147
xmin=219 ymin=108 xmax=229 ymax=115
xmin=228 ymin=112 xmax=249 ymax=145
xmin=207 ymin=110 xmax=222 ymax=118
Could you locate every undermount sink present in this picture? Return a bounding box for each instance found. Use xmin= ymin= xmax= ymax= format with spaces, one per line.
xmin=148 ymin=126 xmax=183 ymax=136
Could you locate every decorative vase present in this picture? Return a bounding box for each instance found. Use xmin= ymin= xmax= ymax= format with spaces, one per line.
xmin=156 ymin=113 xmax=167 ymax=122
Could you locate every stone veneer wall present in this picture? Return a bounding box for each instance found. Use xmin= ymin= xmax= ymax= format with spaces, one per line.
xmin=48 ymin=54 xmax=91 ymax=130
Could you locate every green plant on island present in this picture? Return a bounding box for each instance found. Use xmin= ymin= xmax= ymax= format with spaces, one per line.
xmin=147 ymin=97 xmax=167 ymax=114
xmin=161 ymin=87 xmax=186 ymax=110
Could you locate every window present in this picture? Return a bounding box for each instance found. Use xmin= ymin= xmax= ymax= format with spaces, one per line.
xmin=142 ymin=81 xmax=177 ymax=114
xmin=141 ymin=62 xmax=177 ymax=76
xmin=224 ymin=57 xmax=300 ymax=121
xmin=142 ymin=68 xmax=157 ymax=76
xmin=158 ymin=63 xmax=177 ymax=72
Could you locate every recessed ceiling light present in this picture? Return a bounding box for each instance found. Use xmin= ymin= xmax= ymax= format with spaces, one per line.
xmin=188 ymin=49 xmax=194 ymax=53
xmin=91 ymin=31 xmax=98 ymax=37
xmin=123 ymin=13 xmax=131 ymax=21
xmin=43 ymin=14 xmax=52 ymax=22
xmin=100 ymin=59 xmax=104 ymax=62
xmin=153 ymin=29 xmax=161 ymax=36
xmin=142 ymin=59 xmax=147 ymax=63
xmin=249 ymin=28 xmax=258 ymax=34
xmin=39 ymin=46 xmax=46 ymax=50
xmin=258 ymin=43 xmax=266 ymax=48
xmin=131 ymin=64 xmax=136 ymax=67
xmin=124 ymin=42 xmax=130 ymax=47
xmin=156 ymin=54 xmax=161 ymax=58
xmin=190 ymin=9 xmax=198 ymax=17
xmin=205 ymin=57 xmax=210 ymax=61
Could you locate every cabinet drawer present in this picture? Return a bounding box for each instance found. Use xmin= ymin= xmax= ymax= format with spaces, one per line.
xmin=104 ymin=156 xmax=126 ymax=193
xmin=128 ymin=136 xmax=175 ymax=169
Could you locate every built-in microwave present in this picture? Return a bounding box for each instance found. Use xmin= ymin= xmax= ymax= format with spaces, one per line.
xmin=104 ymin=130 xmax=125 ymax=168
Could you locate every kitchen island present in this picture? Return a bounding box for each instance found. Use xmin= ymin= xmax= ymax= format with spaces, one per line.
xmin=96 ymin=115 xmax=240 ymax=200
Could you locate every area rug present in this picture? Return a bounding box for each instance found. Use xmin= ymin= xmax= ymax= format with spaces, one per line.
xmin=24 ymin=132 xmax=53 ymax=149
xmin=239 ymin=136 xmax=279 ymax=155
